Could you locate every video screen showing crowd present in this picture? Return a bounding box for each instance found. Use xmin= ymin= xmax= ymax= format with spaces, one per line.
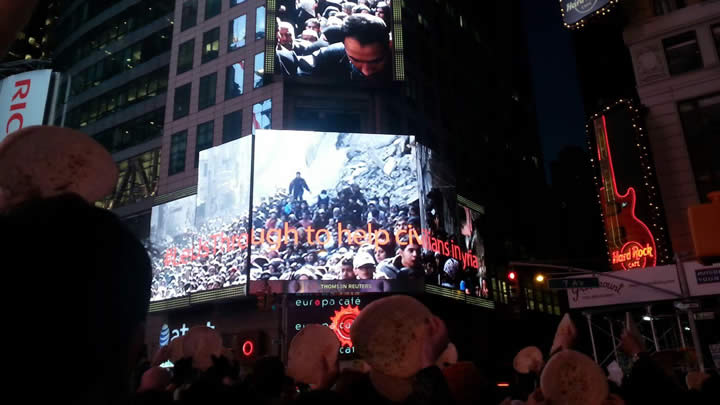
xmin=418 ymin=146 xmax=490 ymax=299
xmin=250 ymin=130 xmax=422 ymax=292
xmin=147 ymin=137 xmax=254 ymax=302
xmin=146 ymin=130 xmax=488 ymax=300
xmin=274 ymin=0 xmax=395 ymax=81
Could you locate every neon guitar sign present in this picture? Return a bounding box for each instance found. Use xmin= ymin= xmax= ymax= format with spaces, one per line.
xmin=595 ymin=115 xmax=656 ymax=270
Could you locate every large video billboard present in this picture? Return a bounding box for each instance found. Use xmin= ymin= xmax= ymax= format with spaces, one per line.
xmin=149 ymin=130 xmax=428 ymax=301
xmin=250 ymin=130 xmax=422 ymax=293
xmin=267 ymin=0 xmax=402 ymax=81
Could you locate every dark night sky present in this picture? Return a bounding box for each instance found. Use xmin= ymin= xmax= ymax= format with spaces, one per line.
xmin=520 ymin=0 xmax=587 ymax=179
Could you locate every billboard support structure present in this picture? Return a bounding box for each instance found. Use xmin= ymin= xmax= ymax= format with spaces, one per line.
xmin=244 ymin=133 xmax=257 ymax=298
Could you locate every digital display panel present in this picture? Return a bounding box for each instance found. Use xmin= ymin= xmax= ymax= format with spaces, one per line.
xmin=250 ymin=130 xmax=422 ymax=293
xmin=418 ymin=145 xmax=491 ymax=299
xmin=267 ymin=0 xmax=402 ymax=81
xmin=148 ymin=137 xmax=252 ymax=302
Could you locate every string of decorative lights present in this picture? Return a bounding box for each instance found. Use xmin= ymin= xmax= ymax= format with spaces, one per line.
xmin=586 ymin=98 xmax=673 ymax=269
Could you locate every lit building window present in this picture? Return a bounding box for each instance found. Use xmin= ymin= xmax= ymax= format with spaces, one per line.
xmin=202 ymin=27 xmax=220 ymax=63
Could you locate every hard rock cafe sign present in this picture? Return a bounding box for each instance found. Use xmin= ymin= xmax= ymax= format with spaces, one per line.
xmin=594 ymin=115 xmax=657 ymax=271
xmin=560 ymin=0 xmax=611 ymax=25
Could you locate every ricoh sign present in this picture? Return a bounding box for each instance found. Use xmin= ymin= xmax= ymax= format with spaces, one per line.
xmin=0 ymin=69 xmax=52 ymax=142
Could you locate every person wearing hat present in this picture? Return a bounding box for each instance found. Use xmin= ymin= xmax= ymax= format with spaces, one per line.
xmin=353 ymin=251 xmax=376 ymax=280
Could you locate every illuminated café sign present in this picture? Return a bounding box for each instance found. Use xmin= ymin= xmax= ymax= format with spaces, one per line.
xmin=292 ymin=296 xmax=370 ymax=355
xmin=560 ymin=0 xmax=612 ymax=28
xmin=594 ymin=116 xmax=656 ymax=270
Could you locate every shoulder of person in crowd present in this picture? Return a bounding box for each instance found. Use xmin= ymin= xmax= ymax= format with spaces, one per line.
xmin=297 ymin=42 xmax=348 ymax=76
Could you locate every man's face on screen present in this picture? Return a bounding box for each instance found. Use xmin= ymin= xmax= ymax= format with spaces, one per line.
xmin=278 ymin=27 xmax=294 ymax=48
xmin=344 ymin=37 xmax=389 ymax=78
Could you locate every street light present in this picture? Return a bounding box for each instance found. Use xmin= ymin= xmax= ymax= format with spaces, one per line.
xmin=535 ymin=274 xmax=545 ymax=283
